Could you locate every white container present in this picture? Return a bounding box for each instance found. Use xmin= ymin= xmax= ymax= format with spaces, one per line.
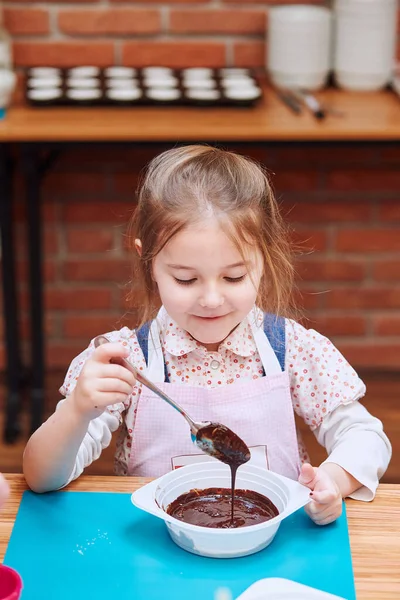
xmin=131 ymin=462 xmax=310 ymax=559
xmin=333 ymin=0 xmax=398 ymax=91
xmin=267 ymin=5 xmax=332 ymax=91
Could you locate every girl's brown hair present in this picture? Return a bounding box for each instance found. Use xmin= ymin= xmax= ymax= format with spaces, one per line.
xmin=127 ymin=145 xmax=297 ymax=327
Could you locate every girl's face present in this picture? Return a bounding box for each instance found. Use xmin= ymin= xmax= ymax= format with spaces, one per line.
xmin=151 ymin=219 xmax=263 ymax=351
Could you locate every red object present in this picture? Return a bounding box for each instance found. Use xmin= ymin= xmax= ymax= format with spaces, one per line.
xmin=0 ymin=565 xmax=23 ymax=600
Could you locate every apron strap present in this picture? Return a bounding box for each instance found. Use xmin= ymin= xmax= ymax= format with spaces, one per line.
xmin=136 ymin=312 xmax=285 ymax=381
xmin=263 ymin=313 xmax=285 ymax=372
xmin=136 ymin=321 xmax=170 ymax=382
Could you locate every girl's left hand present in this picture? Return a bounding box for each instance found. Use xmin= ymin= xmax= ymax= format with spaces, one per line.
xmin=298 ymin=463 xmax=342 ymax=526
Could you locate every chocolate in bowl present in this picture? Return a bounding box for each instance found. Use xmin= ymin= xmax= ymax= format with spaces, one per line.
xmin=166 ymin=487 xmax=279 ymax=529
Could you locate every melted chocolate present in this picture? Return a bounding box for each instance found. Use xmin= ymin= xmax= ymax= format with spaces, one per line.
xmin=166 ymin=487 xmax=279 ymax=529
xmin=196 ymin=423 xmax=251 ymax=522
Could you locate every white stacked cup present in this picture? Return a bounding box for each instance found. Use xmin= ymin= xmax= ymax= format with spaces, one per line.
xmin=333 ymin=0 xmax=398 ymax=91
xmin=267 ymin=5 xmax=332 ymax=91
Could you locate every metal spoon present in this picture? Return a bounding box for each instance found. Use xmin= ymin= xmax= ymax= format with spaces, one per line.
xmin=93 ymin=334 xmax=250 ymax=467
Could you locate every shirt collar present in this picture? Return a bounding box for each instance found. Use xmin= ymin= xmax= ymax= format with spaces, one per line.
xmin=157 ymin=306 xmax=259 ymax=358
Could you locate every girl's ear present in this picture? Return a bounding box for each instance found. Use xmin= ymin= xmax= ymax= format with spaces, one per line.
xmin=135 ymin=239 xmax=142 ymax=256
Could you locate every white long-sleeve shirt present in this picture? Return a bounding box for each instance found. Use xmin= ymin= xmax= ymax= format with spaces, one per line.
xmin=58 ymin=308 xmax=392 ymax=496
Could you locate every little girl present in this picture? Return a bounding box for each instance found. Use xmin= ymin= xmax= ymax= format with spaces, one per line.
xmin=23 ymin=145 xmax=391 ymax=526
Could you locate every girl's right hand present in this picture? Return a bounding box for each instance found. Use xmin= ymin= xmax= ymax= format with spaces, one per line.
xmin=70 ymin=342 xmax=136 ymax=420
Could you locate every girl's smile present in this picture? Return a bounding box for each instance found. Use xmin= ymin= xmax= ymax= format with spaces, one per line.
xmin=152 ymin=219 xmax=263 ymax=351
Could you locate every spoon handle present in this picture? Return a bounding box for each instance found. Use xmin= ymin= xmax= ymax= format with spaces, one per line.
xmin=93 ymin=335 xmax=196 ymax=430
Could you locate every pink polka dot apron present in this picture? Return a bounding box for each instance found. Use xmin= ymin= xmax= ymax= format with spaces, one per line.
xmin=129 ymin=315 xmax=300 ymax=479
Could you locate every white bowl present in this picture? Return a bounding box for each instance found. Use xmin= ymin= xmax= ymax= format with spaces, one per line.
xmin=236 ymin=578 xmax=346 ymax=600
xmin=131 ymin=462 xmax=310 ymax=559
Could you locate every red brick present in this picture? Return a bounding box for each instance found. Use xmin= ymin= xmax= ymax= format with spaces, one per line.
xmin=45 ymin=288 xmax=113 ymax=310
xmin=114 ymin=173 xmax=141 ymax=195
xmin=46 ymin=343 xmax=91 ymax=369
xmin=66 ymin=229 xmax=115 ymax=253
xmin=64 ymin=202 xmax=132 ymax=224
xmin=122 ymin=41 xmax=226 ymax=68
xmin=273 ymin=146 xmax=378 ymax=166
xmin=63 ymin=315 xmax=122 ymax=338
xmin=336 ymin=343 xmax=400 ymax=370
xmin=4 ymin=8 xmax=49 ymax=35
xmin=14 ymin=200 xmax=57 ymax=223
xmin=326 ymin=170 xmax=400 ymax=191
xmin=293 ymin=287 xmax=322 ymax=310
xmin=287 ymin=201 xmax=371 ymax=224
xmin=372 ymin=261 xmax=400 ymax=282
xmin=325 ymin=288 xmax=400 ymax=310
xmin=380 ymin=146 xmax=400 ymax=161
xmin=17 ymin=260 xmax=56 ymax=284
xmin=374 ymin=316 xmax=400 ymax=336
xmin=233 ymin=41 xmax=265 ymax=68
xmin=296 ymin=259 xmax=365 ymax=282
xmin=272 ymin=170 xmax=319 ymax=192
xmin=15 ymin=314 xmax=57 ymax=340
xmin=58 ymin=9 xmax=160 ymax=35
xmin=170 ymin=10 xmax=266 ymax=34
xmin=307 ymin=315 xmax=366 ymax=337
xmin=13 ymin=42 xmax=115 ymax=67
xmin=15 ymin=229 xmax=58 ymax=258
xmin=44 ymin=173 xmax=108 ymax=197
xmin=379 ymin=202 xmax=400 ymax=222
xmin=336 ymin=230 xmax=400 ymax=252
xmin=291 ymin=229 xmax=327 ymax=252
xmin=63 ymin=259 xmax=130 ymax=282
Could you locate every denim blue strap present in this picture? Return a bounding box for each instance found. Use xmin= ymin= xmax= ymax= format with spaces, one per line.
xmin=263 ymin=313 xmax=286 ymax=372
xmin=136 ymin=322 xmax=170 ymax=382
xmin=136 ymin=313 xmax=285 ymax=380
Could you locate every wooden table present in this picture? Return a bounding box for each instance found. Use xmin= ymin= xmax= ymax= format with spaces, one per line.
xmin=0 ymin=84 xmax=399 ymax=442
xmin=1 ymin=474 xmax=399 ymax=599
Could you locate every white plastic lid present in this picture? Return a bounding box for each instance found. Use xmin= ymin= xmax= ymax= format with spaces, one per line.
xmin=67 ymin=88 xmax=102 ymax=100
xmin=183 ymin=79 xmax=216 ymax=89
xmin=186 ymin=88 xmax=221 ymax=100
xmin=182 ymin=67 xmax=214 ymax=79
xmin=28 ymin=76 xmax=62 ymax=88
xmin=224 ymin=86 xmax=261 ymax=100
xmin=27 ymin=88 xmax=62 ymax=101
xmin=68 ymin=66 xmax=100 ymax=77
xmin=66 ymin=77 xmax=100 ymax=89
xmin=146 ymin=87 xmax=181 ymax=100
xmin=106 ymin=78 xmax=139 ymax=89
xmin=29 ymin=67 xmax=61 ymax=78
xmin=143 ymin=76 xmax=179 ymax=88
xmin=142 ymin=67 xmax=174 ymax=77
xmin=104 ymin=66 xmax=137 ymax=78
xmin=107 ymin=87 xmax=142 ymax=100
xmin=219 ymin=68 xmax=251 ymax=78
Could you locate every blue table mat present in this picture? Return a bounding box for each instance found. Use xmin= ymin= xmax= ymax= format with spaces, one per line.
xmin=5 ymin=490 xmax=355 ymax=600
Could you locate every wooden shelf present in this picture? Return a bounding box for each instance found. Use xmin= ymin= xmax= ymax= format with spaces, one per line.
xmin=0 ymin=84 xmax=399 ymax=142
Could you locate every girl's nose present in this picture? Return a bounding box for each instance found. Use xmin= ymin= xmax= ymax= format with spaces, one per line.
xmin=199 ymin=286 xmax=224 ymax=309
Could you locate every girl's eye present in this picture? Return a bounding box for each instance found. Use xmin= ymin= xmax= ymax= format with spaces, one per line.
xmin=174 ymin=278 xmax=196 ymax=285
xmin=225 ymin=275 xmax=246 ymax=283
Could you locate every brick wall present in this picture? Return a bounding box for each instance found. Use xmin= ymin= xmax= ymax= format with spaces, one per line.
xmin=2 ymin=143 xmax=399 ymax=373
xmin=3 ymin=0 xmax=400 ymax=69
